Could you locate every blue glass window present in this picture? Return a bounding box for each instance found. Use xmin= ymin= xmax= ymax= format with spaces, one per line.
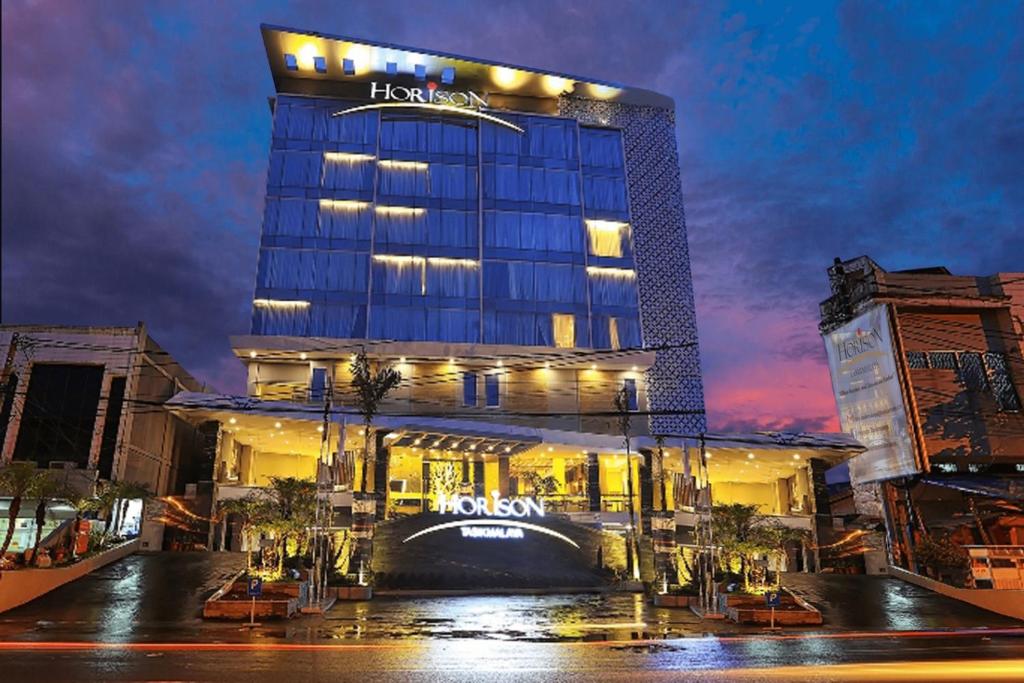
xmin=463 ymin=372 xmax=478 ymax=406
xmin=623 ymin=378 xmax=638 ymax=411
xmin=485 ymin=373 xmax=501 ymax=407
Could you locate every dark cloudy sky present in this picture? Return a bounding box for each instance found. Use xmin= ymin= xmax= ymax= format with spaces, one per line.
xmin=3 ymin=1 xmax=1022 ymax=432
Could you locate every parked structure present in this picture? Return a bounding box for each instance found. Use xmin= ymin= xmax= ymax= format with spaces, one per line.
xmin=820 ymin=256 xmax=1024 ymax=574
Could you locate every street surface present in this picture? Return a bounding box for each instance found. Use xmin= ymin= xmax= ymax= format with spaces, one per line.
xmin=0 ymin=553 xmax=1021 ymax=680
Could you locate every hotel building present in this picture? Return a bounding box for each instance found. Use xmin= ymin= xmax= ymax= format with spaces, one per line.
xmin=166 ymin=25 xmax=863 ymax=582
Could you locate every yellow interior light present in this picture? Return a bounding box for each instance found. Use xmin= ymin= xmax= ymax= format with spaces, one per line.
xmin=541 ymin=75 xmax=572 ymax=96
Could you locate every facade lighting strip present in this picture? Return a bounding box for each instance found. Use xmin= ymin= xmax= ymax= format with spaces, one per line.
xmin=375 ymin=205 xmax=426 ymax=216
xmin=585 ymin=219 xmax=629 ymax=231
xmin=319 ymin=199 xmax=370 ymax=211
xmin=253 ymin=299 xmax=311 ymax=308
xmin=323 ymin=152 xmax=376 ymax=163
xmin=586 ymin=266 xmax=636 ymax=278
xmin=378 ymin=159 xmax=430 ymax=171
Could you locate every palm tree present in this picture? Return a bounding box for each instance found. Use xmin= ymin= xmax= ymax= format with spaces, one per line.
xmin=613 ymin=387 xmax=641 ymax=581
xmin=218 ymin=494 xmax=264 ymax=571
xmin=349 ymin=350 xmax=402 ymax=495
xmin=28 ymin=472 xmax=62 ymax=566
xmin=0 ymin=462 xmax=43 ymax=558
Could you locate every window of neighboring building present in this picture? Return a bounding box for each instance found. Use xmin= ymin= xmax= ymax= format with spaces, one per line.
xmin=609 ymin=318 xmax=621 ymax=350
xmin=13 ymin=363 xmax=104 ymax=468
xmin=905 ymin=351 xmax=928 ymax=369
xmin=553 ymin=314 xmax=575 ymax=349
xmin=485 ymin=373 xmax=501 ymax=407
xmin=959 ymin=352 xmax=988 ymax=392
xmin=928 ymin=351 xmax=957 ymax=370
xmin=984 ymin=352 xmax=1022 ymax=411
xmin=623 ymin=378 xmax=638 ymax=411
xmin=463 ymin=372 xmax=478 ymax=407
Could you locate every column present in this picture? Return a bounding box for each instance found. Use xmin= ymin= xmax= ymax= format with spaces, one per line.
xmin=497 ymin=456 xmax=510 ymax=497
xmin=373 ymin=430 xmax=390 ymax=521
xmin=586 ymin=452 xmax=601 ymax=512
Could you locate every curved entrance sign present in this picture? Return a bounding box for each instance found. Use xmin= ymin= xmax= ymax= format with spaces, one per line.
xmin=401 ymin=518 xmax=581 ymax=549
xmin=333 ymin=102 xmax=525 ymax=133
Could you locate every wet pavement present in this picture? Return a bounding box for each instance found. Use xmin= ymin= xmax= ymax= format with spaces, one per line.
xmin=1 ymin=554 xmax=1022 ymax=680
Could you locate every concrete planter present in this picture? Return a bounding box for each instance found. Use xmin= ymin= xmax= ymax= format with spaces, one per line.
xmin=890 ymin=565 xmax=1024 ymax=620
xmin=331 ymin=585 xmax=373 ymax=601
xmin=0 ymin=539 xmax=139 ymax=614
xmin=719 ymin=592 xmax=823 ymax=626
xmin=202 ymin=577 xmax=309 ymax=620
xmin=652 ymin=594 xmax=698 ymax=608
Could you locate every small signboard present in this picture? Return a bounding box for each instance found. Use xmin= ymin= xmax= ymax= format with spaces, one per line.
xmin=247 ymin=577 xmax=263 ymax=597
xmin=765 ymin=591 xmax=781 ymax=608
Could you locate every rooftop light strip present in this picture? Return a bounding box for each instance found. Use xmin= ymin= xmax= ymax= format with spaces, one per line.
xmin=332 ymin=102 xmax=525 ymax=134
xmin=253 ymin=299 xmax=311 ymax=308
xmin=378 ymin=159 xmax=429 ymax=171
xmin=586 ymin=266 xmax=636 ymax=278
xmin=323 ymin=152 xmax=376 ymax=163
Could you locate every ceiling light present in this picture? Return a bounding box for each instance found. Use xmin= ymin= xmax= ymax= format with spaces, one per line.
xmin=249 ymin=351 xmax=257 ymax=359
xmin=274 ymin=422 xmax=282 ymax=429
xmin=793 ymin=454 xmax=801 ymax=460
xmin=548 ymin=446 xmax=553 ymax=452
xmin=590 ymin=364 xmax=597 ymax=370
xmin=317 ymin=425 xmax=324 ymax=433
xmin=747 ymin=453 xmax=755 ymax=459
xmin=229 ymin=417 xmax=237 ymax=425
xmin=300 ymin=352 xmax=308 ymax=360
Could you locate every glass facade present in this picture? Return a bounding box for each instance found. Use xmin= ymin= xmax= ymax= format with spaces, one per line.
xmin=252 ymin=96 xmax=641 ymax=349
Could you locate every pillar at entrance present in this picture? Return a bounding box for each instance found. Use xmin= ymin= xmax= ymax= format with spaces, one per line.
xmin=552 ymin=457 xmax=566 ymax=491
xmin=238 ymin=445 xmax=254 ymax=486
xmin=497 ymin=456 xmax=510 ymax=497
xmin=586 ymin=452 xmax=601 ymax=512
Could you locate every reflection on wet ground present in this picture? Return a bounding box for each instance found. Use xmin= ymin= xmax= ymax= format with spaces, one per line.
xmin=0 ymin=554 xmax=1019 ymax=646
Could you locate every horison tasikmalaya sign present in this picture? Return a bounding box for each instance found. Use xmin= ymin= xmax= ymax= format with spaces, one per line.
xmin=400 ymin=491 xmax=579 ymax=548
xmin=370 ymin=81 xmax=489 ymax=108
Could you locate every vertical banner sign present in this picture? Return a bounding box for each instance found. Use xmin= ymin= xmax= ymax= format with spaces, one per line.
xmin=823 ymin=305 xmax=919 ymax=486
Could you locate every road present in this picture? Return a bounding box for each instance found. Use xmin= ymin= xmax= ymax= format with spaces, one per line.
xmin=0 ymin=553 xmax=1021 ymax=681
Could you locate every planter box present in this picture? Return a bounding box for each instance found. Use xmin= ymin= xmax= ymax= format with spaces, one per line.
xmin=719 ymin=591 xmax=823 ymax=626
xmin=203 ymin=597 xmax=298 ymax=620
xmin=0 ymin=539 xmax=139 ymax=614
xmin=331 ymin=586 xmax=373 ymax=601
xmin=652 ymin=594 xmax=697 ymax=608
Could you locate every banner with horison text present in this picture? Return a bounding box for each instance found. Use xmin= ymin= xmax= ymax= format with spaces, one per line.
xmin=824 ymin=305 xmax=919 ymax=489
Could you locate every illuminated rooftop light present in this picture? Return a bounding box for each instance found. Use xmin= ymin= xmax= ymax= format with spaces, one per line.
xmin=491 ymin=66 xmax=524 ymax=88
xmin=248 ymin=351 xmax=257 ymax=359
xmin=297 ymin=43 xmax=319 ymax=71
xmin=541 ymin=74 xmax=572 ymax=95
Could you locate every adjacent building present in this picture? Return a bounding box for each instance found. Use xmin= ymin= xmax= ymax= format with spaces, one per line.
xmin=820 ymin=256 xmax=1024 ymax=577
xmin=0 ymin=324 xmax=214 ymax=550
